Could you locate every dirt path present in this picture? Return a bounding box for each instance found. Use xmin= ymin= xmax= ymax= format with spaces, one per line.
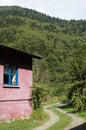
xmin=32 ymin=103 xmax=85 ymax=130
xmin=64 ymin=113 xmax=85 ymax=130
xmin=57 ymin=104 xmax=85 ymax=130
xmin=32 ymin=104 xmax=59 ymax=130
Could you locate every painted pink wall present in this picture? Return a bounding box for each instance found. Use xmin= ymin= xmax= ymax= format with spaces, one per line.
xmin=0 ymin=64 xmax=33 ymax=121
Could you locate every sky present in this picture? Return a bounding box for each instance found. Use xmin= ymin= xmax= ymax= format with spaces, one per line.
xmin=0 ymin=0 xmax=86 ymax=20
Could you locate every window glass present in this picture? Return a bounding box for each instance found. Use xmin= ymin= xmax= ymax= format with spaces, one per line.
xmin=11 ymin=65 xmax=16 ymax=75
xmin=4 ymin=74 xmax=9 ymax=84
xmin=11 ymin=75 xmax=16 ymax=85
xmin=11 ymin=65 xmax=16 ymax=85
xmin=4 ymin=64 xmax=9 ymax=74
xmin=4 ymin=64 xmax=9 ymax=84
xmin=3 ymin=64 xmax=18 ymax=86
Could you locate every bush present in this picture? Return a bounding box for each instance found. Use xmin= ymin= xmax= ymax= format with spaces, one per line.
xmin=31 ymin=108 xmax=45 ymax=121
xmin=32 ymin=84 xmax=43 ymax=110
xmin=67 ymin=82 xmax=86 ymax=111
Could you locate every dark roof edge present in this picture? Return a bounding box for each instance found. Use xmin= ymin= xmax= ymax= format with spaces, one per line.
xmin=0 ymin=44 xmax=42 ymax=59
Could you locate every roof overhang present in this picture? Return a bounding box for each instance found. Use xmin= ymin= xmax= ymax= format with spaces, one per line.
xmin=0 ymin=44 xmax=42 ymax=60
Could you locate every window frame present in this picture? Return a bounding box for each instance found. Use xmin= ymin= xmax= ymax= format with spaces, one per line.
xmin=3 ymin=63 xmax=18 ymax=87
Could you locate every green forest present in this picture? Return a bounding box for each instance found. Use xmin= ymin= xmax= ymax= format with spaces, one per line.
xmin=0 ymin=6 xmax=86 ymax=111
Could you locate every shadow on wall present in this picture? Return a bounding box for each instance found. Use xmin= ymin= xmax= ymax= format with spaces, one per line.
xmin=70 ymin=123 xmax=86 ymax=130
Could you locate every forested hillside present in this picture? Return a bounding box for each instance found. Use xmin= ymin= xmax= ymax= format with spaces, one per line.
xmin=0 ymin=6 xmax=86 ymax=95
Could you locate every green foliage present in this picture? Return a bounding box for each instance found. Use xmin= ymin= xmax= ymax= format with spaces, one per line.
xmin=67 ymin=44 xmax=86 ymax=111
xmin=30 ymin=84 xmax=50 ymax=128
xmin=32 ymin=84 xmax=43 ymax=110
xmin=71 ymin=87 xmax=86 ymax=111
xmin=0 ymin=6 xmax=86 ymax=96
xmin=67 ymin=82 xmax=86 ymax=111
xmin=44 ymin=96 xmax=59 ymax=105
xmin=30 ymin=107 xmax=49 ymax=122
xmin=32 ymin=83 xmax=53 ymax=108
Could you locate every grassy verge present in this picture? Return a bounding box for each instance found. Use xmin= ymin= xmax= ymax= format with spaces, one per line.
xmin=77 ymin=111 xmax=86 ymax=121
xmin=47 ymin=107 xmax=71 ymax=130
xmin=60 ymin=104 xmax=86 ymax=130
xmin=60 ymin=104 xmax=86 ymax=121
xmin=0 ymin=108 xmax=49 ymax=130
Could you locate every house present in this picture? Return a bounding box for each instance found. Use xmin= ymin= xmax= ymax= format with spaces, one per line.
xmin=0 ymin=45 xmax=41 ymax=121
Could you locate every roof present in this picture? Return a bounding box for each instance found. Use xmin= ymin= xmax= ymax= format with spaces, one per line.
xmin=0 ymin=44 xmax=42 ymax=59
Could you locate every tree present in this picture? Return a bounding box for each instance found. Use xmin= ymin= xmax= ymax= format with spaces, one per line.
xmin=67 ymin=44 xmax=86 ymax=111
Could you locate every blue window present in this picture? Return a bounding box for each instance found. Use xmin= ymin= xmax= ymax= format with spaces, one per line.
xmin=4 ymin=64 xmax=18 ymax=86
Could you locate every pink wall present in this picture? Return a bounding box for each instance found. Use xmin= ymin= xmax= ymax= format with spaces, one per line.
xmin=0 ymin=64 xmax=33 ymax=121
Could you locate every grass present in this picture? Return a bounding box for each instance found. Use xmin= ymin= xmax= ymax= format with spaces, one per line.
xmin=2 ymin=96 xmax=86 ymax=130
xmin=0 ymin=96 xmax=68 ymax=130
xmin=44 ymin=95 xmax=66 ymax=106
xmin=60 ymin=104 xmax=86 ymax=130
xmin=0 ymin=96 xmax=59 ymax=130
xmin=60 ymin=104 xmax=86 ymax=121
xmin=77 ymin=111 xmax=86 ymax=121
xmin=0 ymin=108 xmax=49 ymax=130
xmin=47 ymin=107 xmax=71 ymax=130
xmin=44 ymin=96 xmax=59 ymax=105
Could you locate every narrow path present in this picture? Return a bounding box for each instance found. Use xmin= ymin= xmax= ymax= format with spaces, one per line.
xmin=32 ymin=103 xmax=85 ymax=130
xmin=64 ymin=113 xmax=85 ymax=130
xmin=32 ymin=104 xmax=59 ymax=130
xmin=57 ymin=104 xmax=85 ymax=130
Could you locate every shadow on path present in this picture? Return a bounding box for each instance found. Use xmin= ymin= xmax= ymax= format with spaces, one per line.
xmin=70 ymin=122 xmax=86 ymax=130
xmin=55 ymin=101 xmax=86 ymax=130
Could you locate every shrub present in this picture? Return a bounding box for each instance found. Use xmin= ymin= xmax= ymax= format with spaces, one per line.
xmin=67 ymin=82 xmax=86 ymax=111
xmin=32 ymin=84 xmax=43 ymax=110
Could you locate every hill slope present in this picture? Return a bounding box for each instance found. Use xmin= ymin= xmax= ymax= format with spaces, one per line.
xmin=0 ymin=6 xmax=86 ymax=95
